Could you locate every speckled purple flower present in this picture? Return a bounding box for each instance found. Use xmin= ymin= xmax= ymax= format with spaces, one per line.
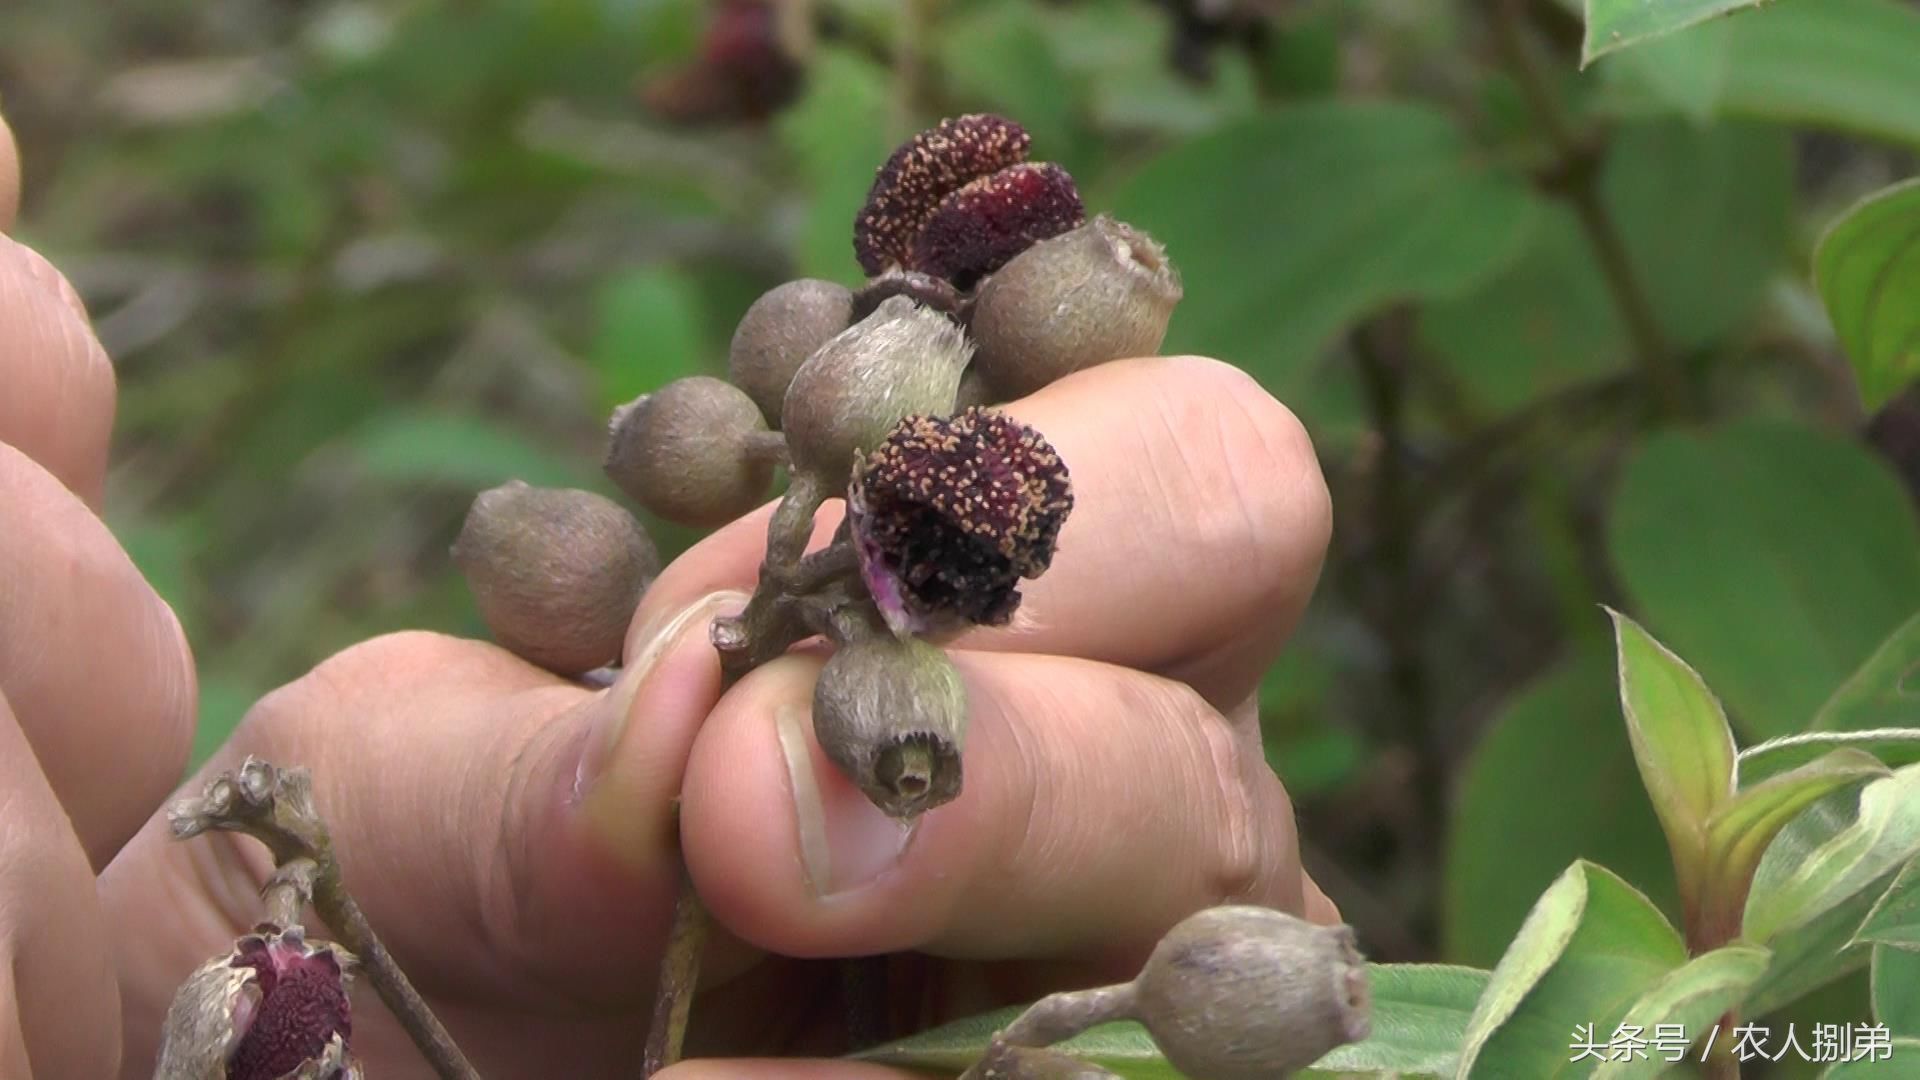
xmin=848 ymin=407 xmax=1072 ymax=636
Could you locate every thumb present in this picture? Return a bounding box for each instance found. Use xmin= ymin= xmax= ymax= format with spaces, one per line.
xmin=107 ymin=590 xmax=751 ymax=1069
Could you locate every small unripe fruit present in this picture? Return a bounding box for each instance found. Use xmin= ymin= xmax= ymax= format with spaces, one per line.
xmin=971 ymin=216 xmax=1182 ymax=399
xmin=451 ymin=481 xmax=659 ymax=676
xmin=782 ymin=295 xmax=972 ymax=491
xmin=813 ymin=634 xmax=967 ymax=819
xmin=1132 ymin=906 xmax=1370 ymax=1080
xmin=605 ymin=375 xmax=777 ymax=526
xmin=729 ymin=279 xmax=854 ymax=425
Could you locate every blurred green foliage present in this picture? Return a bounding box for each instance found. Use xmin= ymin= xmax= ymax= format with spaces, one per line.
xmin=8 ymin=0 xmax=1920 ymax=995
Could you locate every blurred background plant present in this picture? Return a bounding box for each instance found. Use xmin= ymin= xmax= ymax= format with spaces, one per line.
xmin=6 ymin=0 xmax=1920 ymax=1063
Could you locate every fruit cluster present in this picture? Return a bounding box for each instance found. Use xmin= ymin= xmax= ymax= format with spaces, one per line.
xmin=458 ymin=112 xmax=1182 ymax=820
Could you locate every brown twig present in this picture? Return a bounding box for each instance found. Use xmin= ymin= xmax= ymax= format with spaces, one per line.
xmin=1486 ymin=0 xmax=1690 ymax=419
xmin=168 ymin=758 xmax=482 ymax=1080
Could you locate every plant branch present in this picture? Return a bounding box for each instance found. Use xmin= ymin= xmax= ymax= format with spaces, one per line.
xmin=643 ymin=857 xmax=709 ymax=1075
xmin=1487 ymin=0 xmax=1690 ymax=419
xmin=168 ymin=759 xmax=482 ymax=1080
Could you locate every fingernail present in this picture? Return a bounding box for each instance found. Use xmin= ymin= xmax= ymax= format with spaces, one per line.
xmin=575 ymin=590 xmax=748 ymax=801
xmin=778 ymin=703 xmax=916 ymax=898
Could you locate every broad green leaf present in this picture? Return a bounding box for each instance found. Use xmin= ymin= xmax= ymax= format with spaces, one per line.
xmin=1872 ymin=944 xmax=1920 ymax=1036
xmin=1423 ymin=121 xmax=1789 ymax=417
xmin=1707 ymin=751 xmax=1891 ymax=905
xmin=1591 ymin=1 xmax=1920 ymax=150
xmin=1304 ymin=964 xmax=1488 ymax=1077
xmin=1457 ymin=861 xmax=1687 ymax=1077
xmin=852 ymin=962 xmax=1488 ymax=1078
xmin=1719 ymin=0 xmax=1920 ymax=150
xmin=1603 ymin=28 xmax=1729 ymax=122
xmin=346 ymin=410 xmax=593 ymax=491
xmin=1823 ymin=1042 xmax=1920 ymax=1078
xmin=776 ymin=48 xmax=892 ymax=284
xmin=1854 ymin=860 xmax=1920 ymax=951
xmin=1110 ymin=102 xmax=1540 ymax=410
xmin=1747 ymin=766 xmax=1920 ymax=944
xmin=1590 ymin=945 xmax=1772 ymax=1080
xmin=590 ymin=266 xmax=708 ymax=407
xmin=1581 ymin=0 xmax=1761 ymax=66
xmin=1816 ymin=614 xmax=1920 ymax=732
xmin=1742 ymin=731 xmax=1920 ymax=787
xmin=1609 ymin=422 xmax=1920 ymax=740
xmin=1815 ymin=180 xmax=1920 ymax=411
xmin=1446 ymin=652 xmax=1677 ymax=967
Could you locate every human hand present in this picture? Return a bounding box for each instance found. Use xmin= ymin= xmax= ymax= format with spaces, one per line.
xmin=0 ymin=109 xmax=200 ymax=1077
xmin=98 ymin=341 xmax=1332 ymax=1077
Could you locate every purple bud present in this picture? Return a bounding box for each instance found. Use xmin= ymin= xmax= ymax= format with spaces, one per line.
xmin=848 ymin=407 xmax=1072 ymax=636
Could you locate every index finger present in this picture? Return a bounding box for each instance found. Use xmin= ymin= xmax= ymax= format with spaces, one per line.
xmin=633 ymin=356 xmax=1333 ymax=711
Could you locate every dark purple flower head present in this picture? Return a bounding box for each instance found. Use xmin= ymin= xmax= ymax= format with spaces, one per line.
xmin=849 ymin=407 xmax=1072 ymax=636
xmin=227 ymin=927 xmax=355 ymax=1080
xmin=854 ymin=114 xmax=1057 ymax=278
xmin=911 ymin=162 xmax=1086 ymax=289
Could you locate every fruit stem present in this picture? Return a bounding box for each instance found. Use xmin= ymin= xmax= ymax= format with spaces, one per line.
xmin=167 ymin=759 xmax=482 ymax=1080
xmin=741 ymin=429 xmax=791 ymax=469
xmin=956 ymin=982 xmax=1138 ymax=1079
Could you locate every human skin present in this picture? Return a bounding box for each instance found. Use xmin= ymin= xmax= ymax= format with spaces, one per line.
xmin=0 ymin=107 xmax=1340 ymax=1079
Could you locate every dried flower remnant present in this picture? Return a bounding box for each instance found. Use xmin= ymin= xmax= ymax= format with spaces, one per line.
xmin=912 ymin=162 xmax=1086 ymax=288
xmin=855 ymin=114 xmax=1033 ymax=275
xmin=849 ymin=408 xmax=1072 ymax=637
xmin=155 ymin=926 xmax=360 ymax=1080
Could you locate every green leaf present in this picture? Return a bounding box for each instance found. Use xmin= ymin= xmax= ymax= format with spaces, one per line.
xmin=1719 ymin=0 xmax=1920 ymax=150
xmin=776 ymin=47 xmax=892 ymax=284
xmin=1423 ymin=121 xmax=1789 ymax=417
xmin=1707 ymin=751 xmax=1892 ymax=910
xmin=1581 ymin=0 xmax=1762 ymax=66
xmin=1110 ymin=102 xmax=1540 ymax=408
xmin=1747 ymin=869 xmax=1892 ymax=1017
xmin=853 ymin=963 xmax=1488 ymax=1078
xmin=346 ymin=409 xmax=594 ymax=491
xmin=1742 ymin=731 xmax=1920 ymax=787
xmin=1747 ymin=766 xmax=1920 ymax=944
xmin=1591 ymin=0 xmax=1920 ymax=149
xmin=1446 ymin=652 xmax=1677 ymax=967
xmin=590 ymin=266 xmax=709 ymax=408
xmin=1816 ymin=614 xmax=1920 ymax=733
xmin=1608 ymin=421 xmax=1920 ymax=740
xmin=1823 ymin=1042 xmax=1920 ymax=1079
xmin=1872 ymin=943 xmax=1920 ymax=1035
xmin=1589 ymin=945 xmax=1773 ymax=1080
xmin=1815 ymin=179 xmax=1920 ymax=412
xmin=1854 ymin=859 xmax=1920 ymax=951
xmin=1603 ymin=28 xmax=1729 ymax=122
xmin=1457 ymin=861 xmax=1687 ymax=1077
xmin=1609 ymin=610 xmax=1737 ymax=876
xmin=1303 ymin=964 xmax=1488 ymax=1077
